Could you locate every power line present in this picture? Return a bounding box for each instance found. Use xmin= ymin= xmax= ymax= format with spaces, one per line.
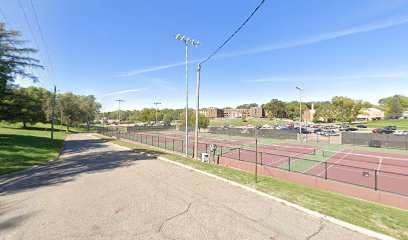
xmin=29 ymin=0 xmax=57 ymax=83
xmin=17 ymin=0 xmax=54 ymax=87
xmin=200 ymin=0 xmax=266 ymax=65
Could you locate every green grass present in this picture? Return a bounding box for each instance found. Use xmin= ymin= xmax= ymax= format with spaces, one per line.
xmin=0 ymin=122 xmax=89 ymax=175
xmin=209 ymin=118 xmax=292 ymax=127
xmin=95 ymin=134 xmax=408 ymax=240
xmin=353 ymin=119 xmax=408 ymax=130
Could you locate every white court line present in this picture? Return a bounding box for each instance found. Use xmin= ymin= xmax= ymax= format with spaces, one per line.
xmin=316 ymin=149 xmax=354 ymax=177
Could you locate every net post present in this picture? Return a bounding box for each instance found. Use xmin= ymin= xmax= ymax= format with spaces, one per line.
xmin=288 ymin=156 xmax=291 ymax=172
xmin=375 ymin=170 xmax=378 ymax=191
xmin=324 ymin=162 xmax=328 ymax=180
xmin=238 ymin=148 xmax=241 ymax=161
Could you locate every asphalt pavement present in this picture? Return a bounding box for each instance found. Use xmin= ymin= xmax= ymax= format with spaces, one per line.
xmin=0 ymin=133 xmax=373 ymax=240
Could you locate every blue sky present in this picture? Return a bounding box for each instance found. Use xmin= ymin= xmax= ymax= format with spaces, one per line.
xmin=1 ymin=0 xmax=408 ymax=111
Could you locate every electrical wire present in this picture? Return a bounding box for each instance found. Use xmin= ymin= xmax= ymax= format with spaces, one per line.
xmin=29 ymin=0 xmax=56 ymax=83
xmin=17 ymin=0 xmax=55 ymax=88
xmin=200 ymin=0 xmax=266 ymax=65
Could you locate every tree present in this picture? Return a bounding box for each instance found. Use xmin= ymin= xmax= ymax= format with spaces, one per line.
xmin=314 ymin=104 xmax=337 ymax=123
xmin=138 ymin=108 xmax=156 ymax=122
xmin=263 ymin=99 xmax=286 ymax=119
xmin=179 ymin=111 xmax=209 ymax=129
xmin=236 ymin=103 xmax=258 ymax=109
xmin=379 ymin=95 xmax=407 ymax=116
xmin=78 ymin=95 xmax=101 ymax=130
xmin=331 ymin=96 xmax=363 ymax=123
xmin=162 ymin=113 xmax=174 ymax=126
xmin=0 ymin=23 xmax=42 ymax=96
xmin=388 ymin=96 xmax=403 ymax=116
xmin=0 ymin=87 xmax=49 ymax=127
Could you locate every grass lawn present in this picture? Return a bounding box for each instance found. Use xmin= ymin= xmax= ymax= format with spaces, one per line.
xmin=95 ymin=134 xmax=408 ymax=240
xmin=0 ymin=122 xmax=88 ymax=175
xmin=209 ymin=118 xmax=292 ymax=127
xmin=354 ymin=119 xmax=408 ymax=130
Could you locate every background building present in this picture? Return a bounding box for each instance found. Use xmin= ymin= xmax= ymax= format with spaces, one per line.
xmin=356 ymin=108 xmax=384 ymax=121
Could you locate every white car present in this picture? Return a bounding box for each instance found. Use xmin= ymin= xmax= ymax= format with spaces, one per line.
xmin=394 ymin=130 xmax=408 ymax=136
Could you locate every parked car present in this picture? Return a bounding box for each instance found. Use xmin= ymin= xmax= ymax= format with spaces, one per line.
xmin=323 ymin=131 xmax=339 ymax=137
xmin=394 ymin=130 xmax=408 ymax=136
xmin=339 ymin=125 xmax=350 ymax=131
xmin=356 ymin=124 xmax=367 ymax=128
xmin=312 ymin=124 xmax=321 ymax=128
xmin=340 ymin=126 xmax=358 ymax=131
xmin=314 ymin=128 xmax=323 ymax=134
xmin=380 ymin=128 xmax=394 ymax=134
xmin=372 ymin=128 xmax=381 ymax=133
xmin=384 ymin=126 xmax=397 ymax=130
xmin=294 ymin=127 xmax=311 ymax=134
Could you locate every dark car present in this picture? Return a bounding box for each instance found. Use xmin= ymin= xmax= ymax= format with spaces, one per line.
xmin=314 ymin=128 xmax=323 ymax=134
xmin=356 ymin=124 xmax=367 ymax=128
xmin=339 ymin=125 xmax=350 ymax=131
xmin=380 ymin=128 xmax=394 ymax=134
xmin=384 ymin=126 xmax=396 ymax=130
xmin=347 ymin=127 xmax=358 ymax=131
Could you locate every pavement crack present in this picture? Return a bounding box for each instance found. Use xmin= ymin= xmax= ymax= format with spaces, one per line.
xmin=306 ymin=222 xmax=324 ymax=240
xmin=158 ymin=201 xmax=193 ymax=233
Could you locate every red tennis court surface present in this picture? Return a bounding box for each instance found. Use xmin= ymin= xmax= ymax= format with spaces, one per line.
xmin=222 ymin=143 xmax=319 ymax=168
xmin=306 ymin=149 xmax=408 ymax=195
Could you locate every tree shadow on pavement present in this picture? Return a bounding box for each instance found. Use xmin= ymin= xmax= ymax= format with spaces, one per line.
xmin=0 ymin=137 xmax=156 ymax=196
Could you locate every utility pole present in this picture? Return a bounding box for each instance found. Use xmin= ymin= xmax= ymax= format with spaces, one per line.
xmin=175 ymin=34 xmax=200 ymax=157
xmin=60 ymin=107 xmax=63 ymax=132
xmin=51 ymin=85 xmax=56 ymax=143
xmin=153 ymin=102 xmax=161 ymax=124
xmin=296 ymin=87 xmax=304 ymax=139
xmin=115 ymin=99 xmax=125 ymax=124
xmin=194 ymin=63 xmax=201 ymax=159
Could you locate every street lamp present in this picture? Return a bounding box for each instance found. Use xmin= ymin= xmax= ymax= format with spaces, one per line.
xmin=175 ymin=33 xmax=200 ymax=157
xmin=296 ymin=87 xmax=304 ymax=138
xmin=153 ymin=102 xmax=161 ymax=124
xmin=115 ymin=99 xmax=125 ymax=124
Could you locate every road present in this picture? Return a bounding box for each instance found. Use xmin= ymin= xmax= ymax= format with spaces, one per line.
xmin=0 ymin=134 xmax=372 ymax=240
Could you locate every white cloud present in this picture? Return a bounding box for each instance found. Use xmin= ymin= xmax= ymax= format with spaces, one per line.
xmin=103 ymin=87 xmax=149 ymax=96
xmin=243 ymin=72 xmax=408 ymax=83
xmin=119 ymin=15 xmax=408 ymax=77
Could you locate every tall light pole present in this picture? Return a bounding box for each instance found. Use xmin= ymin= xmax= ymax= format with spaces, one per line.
xmin=175 ymin=34 xmax=200 ymax=157
xmin=115 ymin=99 xmax=125 ymax=124
xmin=51 ymin=85 xmax=56 ymax=143
xmin=296 ymin=87 xmax=304 ymax=138
xmin=153 ymin=102 xmax=161 ymax=124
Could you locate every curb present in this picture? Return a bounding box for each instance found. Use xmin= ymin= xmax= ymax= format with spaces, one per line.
xmin=156 ymin=156 xmax=395 ymax=240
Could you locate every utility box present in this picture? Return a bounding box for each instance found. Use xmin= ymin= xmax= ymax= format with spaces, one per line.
xmin=201 ymin=153 xmax=209 ymax=162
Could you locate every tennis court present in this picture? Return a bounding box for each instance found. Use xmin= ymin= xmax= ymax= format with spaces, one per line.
xmin=305 ymin=149 xmax=408 ymax=195
xmin=221 ymin=143 xmax=319 ymax=168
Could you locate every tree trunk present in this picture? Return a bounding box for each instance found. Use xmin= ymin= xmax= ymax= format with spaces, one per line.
xmin=23 ymin=121 xmax=26 ymax=128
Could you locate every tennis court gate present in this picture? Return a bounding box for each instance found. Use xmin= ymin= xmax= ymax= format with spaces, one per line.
xmin=208 ymin=127 xmax=298 ymax=140
xmin=342 ymin=132 xmax=408 ymax=150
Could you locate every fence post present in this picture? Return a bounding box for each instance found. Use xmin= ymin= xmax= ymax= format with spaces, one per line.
xmin=288 ymin=156 xmax=291 ymax=172
xmin=151 ymin=135 xmax=153 ymax=145
xmin=206 ymin=143 xmax=208 ymax=153
xmin=375 ymin=170 xmax=378 ymax=191
xmin=221 ymin=146 xmax=223 ymax=156
xmin=165 ymin=138 xmax=167 ymax=149
xmin=181 ymin=140 xmax=184 ymax=153
xmin=324 ymin=162 xmax=328 ymax=180
xmin=173 ymin=139 xmax=175 ymax=151
xmin=238 ymin=148 xmax=241 ymax=161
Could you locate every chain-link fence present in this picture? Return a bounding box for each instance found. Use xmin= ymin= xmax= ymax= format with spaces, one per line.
xmin=342 ymin=132 xmax=408 ymax=150
xmin=208 ymin=127 xmax=298 ymax=140
xmin=95 ymin=126 xmax=407 ymax=196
